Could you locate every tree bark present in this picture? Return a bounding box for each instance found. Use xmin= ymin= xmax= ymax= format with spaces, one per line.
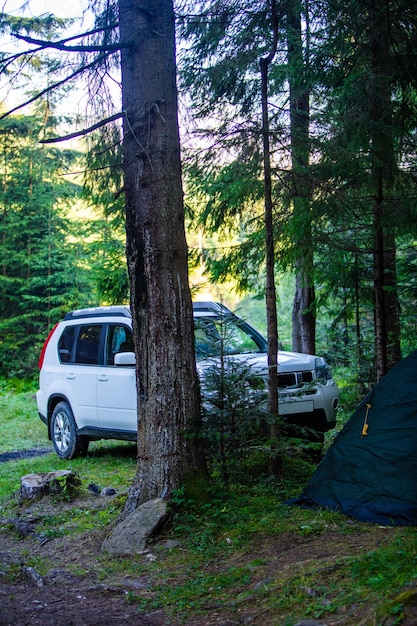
xmin=260 ymin=0 xmax=280 ymax=477
xmin=383 ymin=232 xmax=401 ymax=370
xmin=369 ymin=0 xmax=401 ymax=380
xmin=292 ymin=264 xmax=315 ymax=354
xmin=119 ymin=0 xmax=208 ymax=511
xmin=287 ymin=0 xmax=315 ymax=355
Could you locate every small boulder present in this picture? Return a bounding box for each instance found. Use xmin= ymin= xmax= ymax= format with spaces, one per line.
xmin=22 ymin=566 xmax=44 ymax=587
xmin=88 ymin=482 xmax=101 ymax=495
xmin=101 ymin=498 xmax=168 ymax=555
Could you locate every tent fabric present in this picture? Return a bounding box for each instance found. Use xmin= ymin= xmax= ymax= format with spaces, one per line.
xmin=290 ymin=350 xmax=417 ymax=526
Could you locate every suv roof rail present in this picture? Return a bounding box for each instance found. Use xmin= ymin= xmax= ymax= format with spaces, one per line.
xmin=63 ymin=301 xmax=232 ymax=321
xmin=192 ymin=301 xmax=232 ymax=315
xmin=64 ymin=306 xmax=131 ymax=320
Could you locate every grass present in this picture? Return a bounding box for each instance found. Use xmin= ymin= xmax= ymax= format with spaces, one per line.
xmin=1 ymin=381 xmax=417 ymax=624
xmin=0 ymin=379 xmax=137 ymax=500
xmin=0 ymin=385 xmax=45 ymax=453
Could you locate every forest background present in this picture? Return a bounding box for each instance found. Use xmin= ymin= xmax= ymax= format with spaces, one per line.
xmin=0 ymin=0 xmax=416 ymax=408
xmin=1 ymin=5 xmax=417 ymax=622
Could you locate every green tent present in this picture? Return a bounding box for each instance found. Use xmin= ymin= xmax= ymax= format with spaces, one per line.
xmin=291 ymin=350 xmax=417 ymax=525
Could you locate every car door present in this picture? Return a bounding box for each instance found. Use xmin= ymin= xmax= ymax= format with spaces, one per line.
xmin=57 ymin=323 xmax=102 ymax=429
xmin=96 ymin=323 xmax=137 ymax=433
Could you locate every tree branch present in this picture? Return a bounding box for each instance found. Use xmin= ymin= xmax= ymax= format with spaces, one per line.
xmin=12 ymin=32 xmax=124 ymax=53
xmin=1 ymin=23 xmax=119 ymax=64
xmin=40 ymin=112 xmax=124 ymax=143
xmin=0 ymin=54 xmax=111 ymax=120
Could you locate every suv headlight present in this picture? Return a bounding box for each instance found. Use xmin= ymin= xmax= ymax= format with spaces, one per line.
xmin=315 ymin=357 xmax=332 ymax=382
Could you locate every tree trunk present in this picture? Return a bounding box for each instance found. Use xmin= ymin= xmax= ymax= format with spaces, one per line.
xmin=119 ymin=0 xmax=208 ymax=511
xmin=373 ymin=207 xmax=387 ymax=379
xmin=369 ymin=0 xmax=401 ymax=380
xmin=260 ymin=0 xmax=280 ymax=477
xmin=373 ymin=211 xmax=401 ymax=379
xmin=287 ymin=0 xmax=315 ymax=355
xmin=383 ymin=232 xmax=401 ymax=370
xmin=292 ymin=263 xmax=315 ymax=354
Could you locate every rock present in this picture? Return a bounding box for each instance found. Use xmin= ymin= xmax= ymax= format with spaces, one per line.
xmin=22 ymin=566 xmax=44 ymax=587
xmin=300 ymin=585 xmax=323 ymax=597
xmin=8 ymin=516 xmax=39 ymax=538
xmin=19 ymin=471 xmax=81 ymax=501
xmin=101 ymin=498 xmax=168 ymax=555
xmin=252 ymin=578 xmax=272 ymax=590
xmin=121 ymin=577 xmax=150 ymax=591
xmin=101 ymin=487 xmax=116 ymax=497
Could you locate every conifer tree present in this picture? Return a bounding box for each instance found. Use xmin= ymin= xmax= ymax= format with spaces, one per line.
xmin=0 ymin=1 xmax=210 ymax=507
xmin=315 ymin=0 xmax=417 ymax=378
xmin=0 ymin=113 xmax=91 ymax=375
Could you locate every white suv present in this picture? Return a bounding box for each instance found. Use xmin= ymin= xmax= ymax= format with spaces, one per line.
xmin=37 ymin=302 xmax=339 ymax=459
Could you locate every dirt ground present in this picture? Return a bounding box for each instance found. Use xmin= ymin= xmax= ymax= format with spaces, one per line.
xmin=0 ymin=501 xmax=166 ymax=626
xmin=1 ymin=491 xmax=417 ymax=625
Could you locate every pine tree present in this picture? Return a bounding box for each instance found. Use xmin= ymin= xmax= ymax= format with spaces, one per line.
xmin=314 ymin=0 xmax=417 ymax=378
xmin=0 ymin=114 xmax=92 ymax=376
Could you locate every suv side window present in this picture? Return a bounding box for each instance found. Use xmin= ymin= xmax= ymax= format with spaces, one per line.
xmin=105 ymin=324 xmax=134 ymax=365
xmin=74 ymin=325 xmax=102 ymax=365
xmin=58 ymin=325 xmax=76 ymax=363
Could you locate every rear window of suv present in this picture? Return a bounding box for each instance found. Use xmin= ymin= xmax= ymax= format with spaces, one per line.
xmin=58 ymin=324 xmax=102 ymax=365
xmin=58 ymin=326 xmax=76 ymax=363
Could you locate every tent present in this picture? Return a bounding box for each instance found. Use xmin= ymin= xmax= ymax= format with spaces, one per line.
xmin=290 ymin=350 xmax=417 ymax=525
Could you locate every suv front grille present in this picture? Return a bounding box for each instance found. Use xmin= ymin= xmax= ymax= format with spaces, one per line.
xmin=278 ymin=371 xmax=314 ymax=389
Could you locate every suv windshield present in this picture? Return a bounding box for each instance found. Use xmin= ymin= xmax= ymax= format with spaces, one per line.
xmin=194 ymin=316 xmax=267 ymax=358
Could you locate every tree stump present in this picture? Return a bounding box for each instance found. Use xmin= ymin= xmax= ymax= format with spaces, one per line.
xmin=19 ymin=470 xmax=81 ymax=501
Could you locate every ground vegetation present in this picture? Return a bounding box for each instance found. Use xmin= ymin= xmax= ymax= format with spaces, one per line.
xmin=1 ymin=386 xmax=417 ymax=625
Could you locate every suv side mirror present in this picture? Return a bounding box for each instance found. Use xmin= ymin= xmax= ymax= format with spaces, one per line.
xmin=114 ymin=352 xmax=136 ymax=366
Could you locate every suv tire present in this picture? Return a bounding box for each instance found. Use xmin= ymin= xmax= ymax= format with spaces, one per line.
xmin=51 ymin=401 xmax=89 ymax=460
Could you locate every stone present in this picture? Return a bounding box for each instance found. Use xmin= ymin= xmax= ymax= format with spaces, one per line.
xmin=22 ymin=566 xmax=44 ymax=587
xmin=100 ymin=487 xmax=116 ymax=496
xmin=101 ymin=498 xmax=168 ymax=555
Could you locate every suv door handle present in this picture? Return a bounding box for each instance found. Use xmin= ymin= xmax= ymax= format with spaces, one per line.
xmin=98 ymin=374 xmax=109 ymax=382
xmin=66 ymin=372 xmax=76 ymax=380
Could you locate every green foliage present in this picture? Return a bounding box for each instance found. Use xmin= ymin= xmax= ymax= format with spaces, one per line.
xmin=0 ymin=387 xmax=45 ymax=455
xmin=178 ymin=1 xmax=269 ymax=117
xmin=0 ymin=7 xmax=128 ymax=378
xmin=0 ymin=114 xmax=96 ymax=377
xmin=351 ymin=534 xmax=417 ymax=592
xmin=201 ymin=356 xmax=271 ymax=483
xmin=179 ymin=0 xmax=417 ymax=380
xmin=83 ymin=125 xmax=128 ymax=304
xmin=0 ymin=383 xmax=137 ymax=501
xmin=197 ymin=314 xmax=328 ymax=484
xmin=2 ymin=387 xmax=417 ymax=624
xmin=0 ymin=13 xmax=69 ymax=37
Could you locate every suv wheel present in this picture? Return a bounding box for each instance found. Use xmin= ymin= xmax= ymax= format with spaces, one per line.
xmin=51 ymin=401 xmax=89 ymax=460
